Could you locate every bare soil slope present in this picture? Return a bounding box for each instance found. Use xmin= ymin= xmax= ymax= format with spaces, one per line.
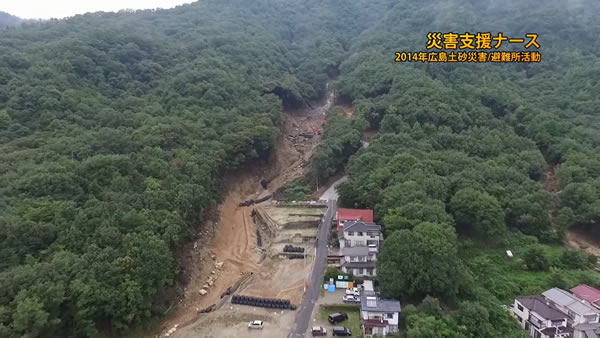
xmin=157 ymin=88 xmax=335 ymax=337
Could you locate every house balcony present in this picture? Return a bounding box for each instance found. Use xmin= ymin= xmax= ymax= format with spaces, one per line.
xmin=529 ymin=317 xmax=546 ymax=329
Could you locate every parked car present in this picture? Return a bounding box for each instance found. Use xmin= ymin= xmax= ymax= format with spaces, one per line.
xmin=311 ymin=326 xmax=327 ymax=336
xmin=343 ymin=295 xmax=360 ymax=303
xmin=332 ymin=326 xmax=352 ymax=336
xmin=248 ymin=320 xmax=264 ymax=329
xmin=328 ymin=312 xmax=348 ymax=324
xmin=345 ymin=287 xmax=360 ymax=296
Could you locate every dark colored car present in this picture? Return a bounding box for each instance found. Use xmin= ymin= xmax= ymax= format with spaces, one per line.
xmin=332 ymin=326 xmax=352 ymax=336
xmin=328 ymin=312 xmax=348 ymax=324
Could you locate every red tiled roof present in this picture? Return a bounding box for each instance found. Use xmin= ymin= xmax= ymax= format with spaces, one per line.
xmin=337 ymin=209 xmax=374 ymax=222
xmin=362 ymin=319 xmax=388 ymax=328
xmin=571 ymin=284 xmax=600 ymax=304
xmin=337 ymin=209 xmax=373 ymax=231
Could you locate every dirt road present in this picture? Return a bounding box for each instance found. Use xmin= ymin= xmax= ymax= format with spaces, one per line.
xmin=158 ymin=85 xmax=336 ymax=337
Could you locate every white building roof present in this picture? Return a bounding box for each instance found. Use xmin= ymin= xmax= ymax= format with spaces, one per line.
xmin=543 ymin=288 xmax=599 ymax=316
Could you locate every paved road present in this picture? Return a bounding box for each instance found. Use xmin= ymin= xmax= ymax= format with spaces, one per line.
xmin=289 ymin=199 xmax=337 ymax=338
xmin=319 ymin=176 xmax=348 ymax=201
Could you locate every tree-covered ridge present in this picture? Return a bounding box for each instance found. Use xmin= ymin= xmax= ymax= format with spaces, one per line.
xmin=326 ymin=0 xmax=600 ymax=336
xmin=0 ymin=0 xmax=397 ymax=336
xmin=0 ymin=12 xmax=21 ymax=29
xmin=1 ymin=0 xmax=599 ymax=336
xmin=338 ymin=0 xmax=600 ymax=238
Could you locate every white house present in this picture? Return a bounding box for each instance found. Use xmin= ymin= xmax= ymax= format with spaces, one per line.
xmin=572 ymin=323 xmax=600 ymax=338
xmin=511 ymin=296 xmax=570 ymax=338
xmin=339 ymin=221 xmax=382 ymax=249
xmin=543 ymin=288 xmax=600 ymax=326
xmin=360 ymin=292 xmax=401 ymax=337
xmin=341 ymin=246 xmax=377 ymax=277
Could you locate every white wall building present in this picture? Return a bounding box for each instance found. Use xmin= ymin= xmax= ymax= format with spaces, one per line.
xmin=360 ymin=292 xmax=401 ymax=337
xmin=543 ymin=288 xmax=600 ymax=326
xmin=341 ymin=246 xmax=377 ymax=277
xmin=339 ymin=221 xmax=382 ymax=249
xmin=511 ymin=296 xmax=570 ymax=338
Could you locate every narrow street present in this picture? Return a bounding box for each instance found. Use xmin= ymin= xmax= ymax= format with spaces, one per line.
xmin=319 ymin=176 xmax=347 ymax=201
xmin=289 ymin=199 xmax=337 ymax=338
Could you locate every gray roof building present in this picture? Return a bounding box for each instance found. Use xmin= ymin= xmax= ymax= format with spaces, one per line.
xmin=343 ymin=261 xmax=376 ymax=269
xmin=516 ymin=296 xmax=567 ymax=320
xmin=343 ymin=221 xmax=381 ymax=233
xmin=344 ymin=221 xmax=381 ymax=232
xmin=543 ymin=288 xmax=599 ymax=317
xmin=574 ymin=323 xmax=600 ymax=338
xmin=342 ymin=246 xmax=370 ymax=256
xmin=360 ymin=293 xmax=401 ymax=313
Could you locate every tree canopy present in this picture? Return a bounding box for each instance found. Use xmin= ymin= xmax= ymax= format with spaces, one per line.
xmin=0 ymin=0 xmax=394 ymax=336
xmin=2 ymin=0 xmax=600 ymax=336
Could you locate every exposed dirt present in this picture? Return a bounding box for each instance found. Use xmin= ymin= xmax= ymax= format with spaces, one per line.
xmin=342 ymin=103 xmax=354 ymax=118
xmin=568 ymin=230 xmax=600 ymax=257
xmin=543 ymin=164 xmax=560 ymax=193
xmin=267 ymin=89 xmax=334 ymax=190
xmin=363 ymin=128 xmax=377 ymax=142
xmin=242 ymin=255 xmax=314 ymax=304
xmin=157 ymin=86 xmax=336 ymax=337
xmin=173 ymin=305 xmax=297 ymax=338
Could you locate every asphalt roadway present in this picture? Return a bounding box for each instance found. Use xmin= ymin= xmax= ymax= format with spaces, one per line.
xmin=289 ymin=199 xmax=336 ymax=338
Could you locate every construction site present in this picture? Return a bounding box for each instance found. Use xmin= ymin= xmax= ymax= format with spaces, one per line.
xmin=156 ymin=85 xmax=335 ymax=338
xmin=168 ymin=201 xmax=327 ymax=337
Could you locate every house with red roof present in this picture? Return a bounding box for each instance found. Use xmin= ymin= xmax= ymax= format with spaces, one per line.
xmin=572 ymin=284 xmax=600 ymax=309
xmin=336 ymin=208 xmax=374 ymax=232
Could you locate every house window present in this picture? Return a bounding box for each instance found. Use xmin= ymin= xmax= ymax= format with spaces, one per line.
xmin=345 ymin=240 xmax=351 ymax=247
xmin=366 ymin=268 xmax=374 ymax=275
xmin=517 ymin=304 xmax=524 ymax=312
xmin=358 ymin=232 xmax=363 ymax=236
xmin=348 ymin=231 xmax=354 ymax=236
xmin=386 ymin=313 xmax=394 ymax=319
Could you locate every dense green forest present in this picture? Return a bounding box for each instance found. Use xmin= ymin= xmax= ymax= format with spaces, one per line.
xmin=0 ymin=0 xmax=393 ymax=336
xmin=2 ymin=0 xmax=599 ymax=336
xmin=317 ymin=0 xmax=600 ymax=336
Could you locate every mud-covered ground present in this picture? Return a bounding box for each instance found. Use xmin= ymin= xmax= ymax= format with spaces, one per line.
xmin=156 ymin=88 xmax=336 ymax=337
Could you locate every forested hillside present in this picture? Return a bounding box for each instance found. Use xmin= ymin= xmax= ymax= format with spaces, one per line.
xmin=2 ymin=0 xmax=599 ymax=336
xmin=325 ymin=0 xmax=600 ymax=336
xmin=0 ymin=0 xmax=394 ymax=336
